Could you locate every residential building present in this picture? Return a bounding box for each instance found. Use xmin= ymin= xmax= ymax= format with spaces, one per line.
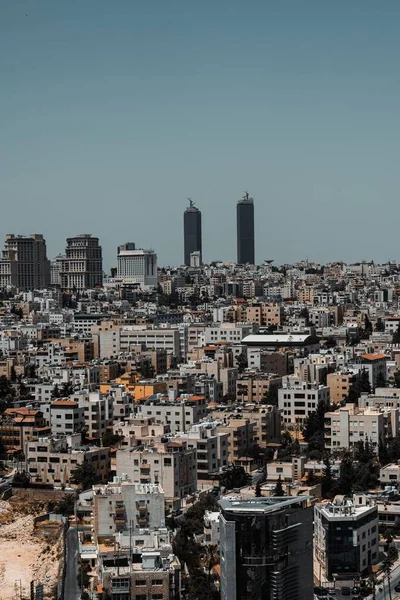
xmin=116 ymin=440 xmax=197 ymax=510
xmin=0 ymin=408 xmax=50 ymax=456
xmin=324 ymin=404 xmax=398 ymax=453
xmin=60 ymin=234 xmax=103 ymax=291
xmin=177 ymin=422 xmax=229 ymax=478
xmin=26 ymin=436 xmax=110 ymax=486
xmin=140 ymin=395 xmax=207 ymax=433
xmin=49 ymin=399 xmax=85 ymax=435
xmin=278 ymin=377 xmax=330 ymax=426
xmin=92 ymin=478 xmax=165 ymax=538
xmin=380 ymin=463 xmax=400 ymax=487
xmin=326 ymin=372 xmax=353 ymax=404
xmin=314 ymin=494 xmax=379 ymax=581
xmin=237 ymin=193 xmax=255 ymax=265
xmin=219 ymin=496 xmax=314 ymax=600
xmin=72 ymin=391 xmax=114 ymax=441
xmin=218 ymin=418 xmax=256 ymax=465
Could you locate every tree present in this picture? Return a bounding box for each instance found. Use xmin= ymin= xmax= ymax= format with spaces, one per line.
xmin=71 ymin=462 xmax=98 ymax=490
xmin=203 ymin=544 xmax=219 ymax=584
xmin=273 ymin=475 xmax=284 ymax=497
xmin=52 ymin=384 xmax=61 ymax=398
xmin=235 ymin=352 xmax=248 ymax=374
xmin=362 ymin=314 xmax=373 ymax=338
xmin=393 ymin=370 xmax=400 ymax=389
xmin=393 ymin=323 xmax=400 ymax=345
xmin=302 ymin=401 xmax=326 ymax=454
xmin=375 ymin=318 xmax=385 ymax=332
xmin=101 ymin=430 xmax=122 ymax=448
xmin=54 ymin=494 xmax=75 ymax=516
xmin=219 ymin=466 xmax=250 ymax=490
xmin=255 ymin=480 xmax=262 ymax=497
xmin=321 ymin=454 xmax=334 ymax=499
xmin=262 ymin=383 xmax=279 ymax=406
xmin=0 ymin=375 xmax=13 ymax=399
xmin=10 ymin=367 xmax=17 ymax=382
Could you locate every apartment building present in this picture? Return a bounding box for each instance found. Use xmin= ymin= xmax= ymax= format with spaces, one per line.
xmin=177 ymin=422 xmax=229 ymax=478
xmin=326 ymin=372 xmax=353 ymax=403
xmin=380 ymin=463 xmax=400 ymax=487
xmin=245 ymin=303 xmax=284 ymax=327
xmin=235 ymin=374 xmax=282 ymax=403
xmin=204 ymin=323 xmax=254 ymax=346
xmin=92 ymin=478 xmax=165 ymax=538
xmin=114 ymin=416 xmax=170 ymax=449
xmin=26 ymin=436 xmax=110 ymax=486
xmin=100 ymin=551 xmax=181 ymax=600
xmin=218 ymin=418 xmax=256 ymax=465
xmin=246 ymin=349 xmax=288 ymax=376
xmin=71 ymin=391 xmax=114 ymax=441
xmin=278 ymin=376 xmax=330 ymax=426
xmin=140 ymin=395 xmax=207 ymax=433
xmin=49 ymin=400 xmax=85 ymax=435
xmin=314 ymin=494 xmax=379 ymax=581
xmin=324 ymin=404 xmax=398 ymax=453
xmin=0 ymin=408 xmax=50 ymax=456
xmin=116 ymin=440 xmax=197 ymax=510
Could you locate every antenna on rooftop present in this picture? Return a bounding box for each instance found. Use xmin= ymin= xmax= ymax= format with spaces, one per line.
xmin=187 ymin=197 xmax=195 ymax=208
xmin=243 ymin=191 xmax=250 ymax=201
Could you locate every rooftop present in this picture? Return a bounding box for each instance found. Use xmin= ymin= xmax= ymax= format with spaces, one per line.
xmin=219 ymin=496 xmax=309 ymax=514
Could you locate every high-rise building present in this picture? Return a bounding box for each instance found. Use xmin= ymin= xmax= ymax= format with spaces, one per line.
xmin=184 ymin=199 xmax=202 ymax=266
xmin=60 ymin=234 xmax=103 ymax=291
xmin=219 ymin=496 xmax=314 ymax=600
xmin=0 ymin=234 xmax=50 ymax=291
xmin=117 ymin=242 xmax=157 ymax=289
xmin=237 ymin=193 xmax=255 ymax=264
xmin=50 ymin=254 xmax=65 ymax=286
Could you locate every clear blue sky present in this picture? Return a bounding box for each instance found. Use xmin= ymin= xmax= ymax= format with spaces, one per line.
xmin=1 ymin=1 xmax=400 ymax=269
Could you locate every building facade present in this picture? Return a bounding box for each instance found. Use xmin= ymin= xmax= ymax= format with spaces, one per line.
xmin=117 ymin=243 xmax=157 ymax=290
xmin=183 ymin=201 xmax=202 ymax=266
xmin=60 ymin=234 xmax=103 ymax=291
xmin=0 ymin=234 xmax=50 ymax=290
xmin=237 ymin=194 xmax=255 ymax=265
xmin=219 ymin=496 xmax=314 ymax=600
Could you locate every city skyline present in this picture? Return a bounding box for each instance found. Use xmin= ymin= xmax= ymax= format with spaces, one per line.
xmin=3 ymin=2 xmax=400 ymax=267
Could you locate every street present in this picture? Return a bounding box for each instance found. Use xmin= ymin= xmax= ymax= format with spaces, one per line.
xmin=64 ymin=526 xmax=81 ymax=600
xmin=375 ymin=562 xmax=400 ymax=600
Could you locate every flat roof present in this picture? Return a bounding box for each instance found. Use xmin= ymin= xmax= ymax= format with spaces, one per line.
xmin=219 ymin=496 xmax=309 ymax=514
xmin=242 ymin=334 xmax=316 ymax=344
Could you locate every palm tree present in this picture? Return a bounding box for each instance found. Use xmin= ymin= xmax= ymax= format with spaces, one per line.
xmin=203 ymin=544 xmax=219 ymax=584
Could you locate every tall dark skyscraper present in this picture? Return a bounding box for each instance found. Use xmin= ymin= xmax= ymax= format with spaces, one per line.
xmin=219 ymin=497 xmax=314 ymax=600
xmin=237 ymin=192 xmax=255 ymax=264
xmin=183 ymin=199 xmax=202 ymax=266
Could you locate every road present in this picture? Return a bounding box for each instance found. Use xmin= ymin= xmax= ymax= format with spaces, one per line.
xmin=64 ymin=526 xmax=81 ymax=600
xmin=375 ymin=562 xmax=400 ymax=600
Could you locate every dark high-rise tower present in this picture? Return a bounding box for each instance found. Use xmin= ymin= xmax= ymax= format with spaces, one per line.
xmin=219 ymin=497 xmax=314 ymax=600
xmin=237 ymin=192 xmax=255 ymax=264
xmin=183 ymin=199 xmax=202 ymax=266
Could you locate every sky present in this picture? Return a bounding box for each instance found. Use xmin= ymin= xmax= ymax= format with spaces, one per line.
xmin=1 ymin=1 xmax=400 ymax=269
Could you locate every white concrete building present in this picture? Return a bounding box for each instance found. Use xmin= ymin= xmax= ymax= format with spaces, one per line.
xmin=116 ymin=440 xmax=197 ymax=511
xmin=92 ymin=478 xmax=165 ymax=538
xmin=117 ymin=243 xmax=157 ymax=290
xmin=324 ymin=404 xmax=398 ymax=453
xmin=140 ymin=396 xmax=207 ymax=434
xmin=176 ymin=422 xmax=229 ymax=478
xmin=72 ymin=391 xmax=114 ymax=441
xmin=49 ymin=399 xmax=85 ymax=434
xmin=314 ymin=494 xmax=379 ymax=581
xmin=278 ymin=376 xmax=330 ymax=426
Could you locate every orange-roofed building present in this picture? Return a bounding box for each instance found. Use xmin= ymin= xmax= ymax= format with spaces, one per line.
xmin=358 ymin=352 xmax=387 ymax=388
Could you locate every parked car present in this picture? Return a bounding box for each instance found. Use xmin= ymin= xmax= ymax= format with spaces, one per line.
xmin=341 ymin=587 xmax=351 ymax=596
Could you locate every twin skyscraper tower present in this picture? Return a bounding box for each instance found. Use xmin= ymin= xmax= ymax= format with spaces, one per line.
xmin=183 ymin=193 xmax=255 ymax=266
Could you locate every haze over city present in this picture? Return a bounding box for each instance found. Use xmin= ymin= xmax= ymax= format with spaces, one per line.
xmin=2 ymin=1 xmax=400 ymax=267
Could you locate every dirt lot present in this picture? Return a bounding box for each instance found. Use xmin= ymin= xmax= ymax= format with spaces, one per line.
xmin=0 ymin=498 xmax=63 ymax=600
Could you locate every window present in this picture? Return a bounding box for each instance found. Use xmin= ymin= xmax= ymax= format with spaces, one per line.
xmin=152 ymin=580 xmax=163 ymax=586
xmin=135 ymin=580 xmax=146 ymax=586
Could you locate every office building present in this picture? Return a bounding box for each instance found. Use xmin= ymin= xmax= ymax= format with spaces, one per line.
xmin=60 ymin=234 xmax=103 ymax=291
xmin=314 ymin=494 xmax=379 ymax=581
xmin=50 ymin=254 xmax=65 ymax=286
xmin=219 ymin=496 xmax=314 ymax=600
xmin=183 ymin=199 xmax=202 ymax=266
xmin=0 ymin=234 xmax=50 ymax=290
xmin=237 ymin=193 xmax=255 ymax=264
xmin=117 ymin=242 xmax=157 ymax=289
